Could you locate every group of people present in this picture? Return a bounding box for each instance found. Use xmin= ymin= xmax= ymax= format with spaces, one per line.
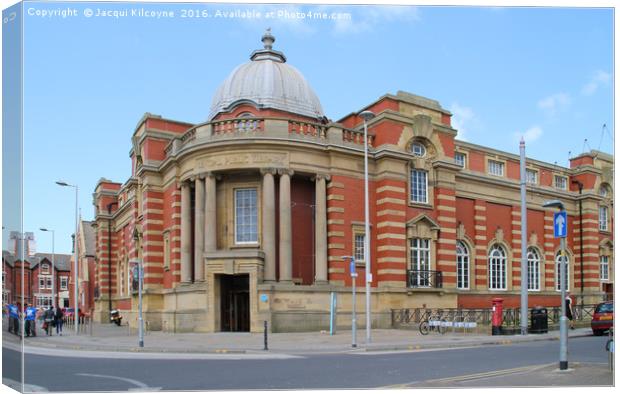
xmin=5 ymin=302 xmax=65 ymax=338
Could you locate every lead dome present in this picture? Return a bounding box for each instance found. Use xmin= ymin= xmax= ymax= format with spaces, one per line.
xmin=208 ymin=29 xmax=325 ymax=121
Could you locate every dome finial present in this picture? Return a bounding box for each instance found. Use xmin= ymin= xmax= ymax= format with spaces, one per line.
xmin=262 ymin=28 xmax=275 ymax=50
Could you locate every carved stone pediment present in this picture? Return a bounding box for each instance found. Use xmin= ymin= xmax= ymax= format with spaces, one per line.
xmin=406 ymin=214 xmax=440 ymax=240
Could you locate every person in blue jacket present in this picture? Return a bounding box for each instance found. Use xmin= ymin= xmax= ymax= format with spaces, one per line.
xmin=9 ymin=303 xmax=20 ymax=337
xmin=24 ymin=303 xmax=37 ymax=337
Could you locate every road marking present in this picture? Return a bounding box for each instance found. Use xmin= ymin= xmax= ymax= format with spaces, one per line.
xmin=423 ymin=363 xmax=553 ymax=384
xmin=5 ymin=342 xmax=303 ymax=360
xmin=3 ymin=377 xmax=48 ymax=392
xmin=354 ymin=346 xmax=480 ymax=355
xmin=76 ymin=373 xmax=161 ymax=391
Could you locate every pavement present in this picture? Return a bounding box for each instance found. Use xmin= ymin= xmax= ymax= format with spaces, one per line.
xmin=0 ymin=320 xmax=602 ymax=354
xmin=1 ymin=321 xmax=614 ymax=387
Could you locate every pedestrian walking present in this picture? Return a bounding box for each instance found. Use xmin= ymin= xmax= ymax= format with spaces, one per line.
xmin=24 ymin=303 xmax=37 ymax=337
xmin=44 ymin=306 xmax=55 ymax=336
xmin=565 ymin=293 xmax=575 ymax=329
xmin=8 ymin=304 xmax=19 ymax=335
xmin=9 ymin=303 xmax=20 ymax=337
xmin=55 ymin=306 xmax=64 ymax=336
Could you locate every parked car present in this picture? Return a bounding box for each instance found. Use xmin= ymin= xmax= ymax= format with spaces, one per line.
xmin=64 ymin=308 xmax=86 ymax=320
xmin=591 ymin=301 xmax=613 ymax=336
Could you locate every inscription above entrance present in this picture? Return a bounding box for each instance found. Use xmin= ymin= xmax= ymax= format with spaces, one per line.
xmin=197 ymin=152 xmax=289 ymax=171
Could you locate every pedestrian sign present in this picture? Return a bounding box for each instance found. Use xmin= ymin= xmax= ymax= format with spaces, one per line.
xmin=554 ymin=211 xmax=567 ymax=238
xmin=350 ymin=258 xmax=358 ymax=278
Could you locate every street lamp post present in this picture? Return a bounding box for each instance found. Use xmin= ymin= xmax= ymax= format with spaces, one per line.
xmin=39 ymin=228 xmax=55 ymax=309
xmin=132 ymin=229 xmax=144 ymax=348
xmin=359 ymin=110 xmax=375 ymax=345
xmin=56 ymin=180 xmax=79 ymax=334
xmin=543 ymin=199 xmax=569 ymax=371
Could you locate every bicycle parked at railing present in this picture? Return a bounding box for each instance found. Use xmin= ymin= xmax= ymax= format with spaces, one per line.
xmin=419 ymin=314 xmax=448 ymax=335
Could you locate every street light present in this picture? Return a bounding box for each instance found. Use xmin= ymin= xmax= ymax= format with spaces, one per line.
xmin=132 ymin=228 xmax=144 ymax=348
xmin=39 ymin=228 xmax=55 ymax=309
xmin=56 ymin=180 xmax=79 ymax=334
xmin=359 ymin=110 xmax=375 ymax=344
xmin=542 ymin=199 xmax=569 ymax=371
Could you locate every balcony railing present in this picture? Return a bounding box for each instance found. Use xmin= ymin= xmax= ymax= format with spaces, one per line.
xmin=407 ymin=269 xmax=443 ymax=288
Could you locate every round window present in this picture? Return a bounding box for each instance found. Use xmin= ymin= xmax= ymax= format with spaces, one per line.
xmin=411 ymin=142 xmax=426 ymax=157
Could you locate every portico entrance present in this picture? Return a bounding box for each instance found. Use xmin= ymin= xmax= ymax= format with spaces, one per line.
xmin=220 ymin=274 xmax=250 ymax=332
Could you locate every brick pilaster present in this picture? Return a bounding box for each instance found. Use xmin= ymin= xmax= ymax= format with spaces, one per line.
xmin=375 ymin=179 xmax=407 ymax=287
xmin=435 ymin=188 xmax=457 ymax=288
xmin=473 ymin=200 xmax=487 ymax=290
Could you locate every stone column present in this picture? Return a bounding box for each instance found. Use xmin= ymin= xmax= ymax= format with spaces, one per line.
xmin=204 ymin=172 xmax=217 ymax=253
xmin=194 ymin=177 xmax=205 ymax=282
xmin=180 ymin=181 xmax=192 ymax=283
xmin=278 ymin=169 xmax=294 ymax=283
xmin=261 ymin=168 xmax=277 ymax=282
xmin=314 ymin=174 xmax=329 ymax=284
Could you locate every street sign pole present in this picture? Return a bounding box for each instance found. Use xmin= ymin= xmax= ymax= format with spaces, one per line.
xmin=546 ymin=202 xmax=569 ymax=371
xmin=350 ymin=257 xmax=358 ymax=348
xmin=559 ymin=237 xmax=568 ymax=370
xmin=519 ymin=138 xmax=528 ymax=336
xmin=138 ymin=261 xmax=144 ymax=348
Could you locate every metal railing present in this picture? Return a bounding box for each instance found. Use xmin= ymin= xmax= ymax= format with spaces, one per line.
xmin=392 ymin=304 xmax=600 ymax=330
xmin=406 ymin=270 xmax=443 ymax=288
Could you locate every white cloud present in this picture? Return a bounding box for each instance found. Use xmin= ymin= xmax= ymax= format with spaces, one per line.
xmin=582 ymin=70 xmax=611 ymax=96
xmin=450 ymin=103 xmax=475 ymax=141
xmin=514 ymin=125 xmax=543 ymax=144
xmin=537 ymin=93 xmax=570 ymax=115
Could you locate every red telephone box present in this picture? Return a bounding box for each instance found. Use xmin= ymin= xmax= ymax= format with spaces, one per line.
xmin=491 ymin=298 xmax=504 ymax=335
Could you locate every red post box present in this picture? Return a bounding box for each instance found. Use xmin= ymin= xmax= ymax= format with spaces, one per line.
xmin=491 ymin=298 xmax=504 ymax=335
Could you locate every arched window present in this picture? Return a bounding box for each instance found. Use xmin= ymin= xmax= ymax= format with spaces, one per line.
xmin=411 ymin=142 xmax=426 ymax=157
xmin=527 ymin=247 xmax=540 ymax=291
xmin=456 ymin=241 xmax=469 ymax=289
xmin=488 ymin=244 xmax=507 ymax=290
xmin=555 ymin=252 xmax=570 ymax=292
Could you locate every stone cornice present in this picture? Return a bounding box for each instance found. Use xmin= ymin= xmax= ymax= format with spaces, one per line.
xmin=455 ymin=140 xmax=574 ymax=174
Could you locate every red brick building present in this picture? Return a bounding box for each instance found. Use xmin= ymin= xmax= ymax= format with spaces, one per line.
xmin=3 ymin=232 xmax=72 ymax=308
xmin=90 ymin=31 xmax=614 ymax=332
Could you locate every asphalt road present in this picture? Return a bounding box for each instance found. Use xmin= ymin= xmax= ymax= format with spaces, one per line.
xmin=2 ymin=336 xmax=611 ymax=391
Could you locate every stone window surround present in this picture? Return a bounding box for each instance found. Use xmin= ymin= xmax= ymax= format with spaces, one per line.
xmin=228 ymin=181 xmax=262 ymax=248
xmin=599 ymin=240 xmax=612 ymax=283
xmin=454 ymin=151 xmax=467 ymax=169
xmin=233 ymin=187 xmax=260 ymax=246
xmin=554 ymin=174 xmax=568 ymax=190
xmin=600 ymin=255 xmax=610 ymax=281
xmin=163 ymin=230 xmax=171 ymax=272
xmin=406 ymin=136 xmax=436 ymax=209
xmin=526 ymin=246 xmax=543 ymax=292
xmin=408 ymin=160 xmax=434 ymax=208
xmin=406 ymin=216 xmax=439 ymax=275
xmin=351 ymin=223 xmax=366 ymax=266
xmin=486 ymin=157 xmax=506 ymax=178
xmin=456 ymin=239 xmax=472 ymax=290
xmin=60 ymin=276 xmax=68 ymax=290
xmin=554 ymin=248 xmax=573 ymax=292
xmin=487 ymin=242 xmax=510 ymax=291
xmin=599 ymin=205 xmax=610 ymax=232
xmin=525 ymin=167 xmax=539 ymax=185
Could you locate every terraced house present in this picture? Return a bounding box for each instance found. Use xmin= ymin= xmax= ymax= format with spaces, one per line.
xmin=89 ymin=31 xmax=614 ymax=333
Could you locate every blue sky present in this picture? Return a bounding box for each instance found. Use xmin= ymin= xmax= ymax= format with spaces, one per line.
xmin=2 ymin=0 xmax=615 ymax=254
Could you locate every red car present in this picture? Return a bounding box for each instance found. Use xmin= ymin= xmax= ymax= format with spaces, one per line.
xmin=591 ymin=301 xmax=613 ymax=336
xmin=63 ymin=308 xmax=86 ymax=319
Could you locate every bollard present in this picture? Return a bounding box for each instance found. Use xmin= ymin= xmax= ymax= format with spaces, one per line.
xmin=263 ymin=320 xmax=268 ymax=351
